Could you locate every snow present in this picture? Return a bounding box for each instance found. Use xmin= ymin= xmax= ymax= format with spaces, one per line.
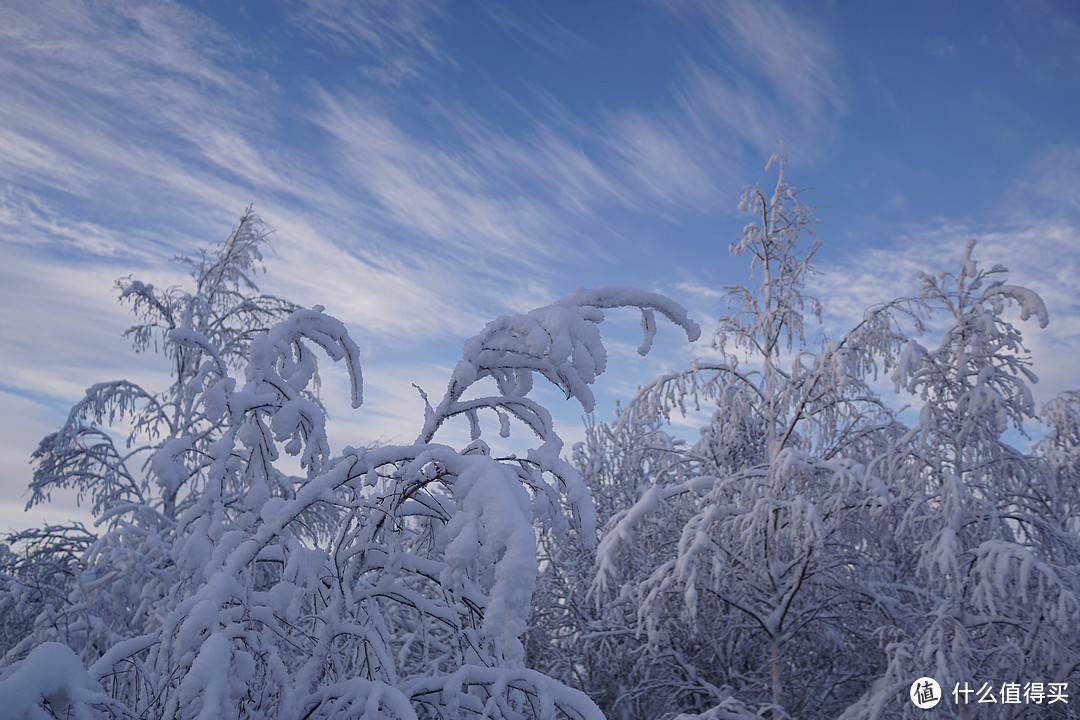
xmin=0 ymin=642 xmax=119 ymax=719
xmin=5 ymin=201 xmax=1078 ymax=720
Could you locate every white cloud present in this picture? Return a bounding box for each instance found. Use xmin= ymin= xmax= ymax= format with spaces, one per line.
xmin=606 ymin=111 xmax=723 ymax=215
xmin=0 ymin=186 xmax=140 ymax=258
xmin=478 ymin=3 xmax=590 ymax=60
xmin=676 ymin=63 xmax=790 ymax=158
xmin=812 ymin=217 xmax=1080 ymax=410
xmin=711 ymin=0 xmax=845 ymax=118
xmin=0 ymin=244 xmax=179 ymax=393
xmin=288 ymin=0 xmax=451 ymax=83
xmin=313 ymin=93 xmax=564 ymax=264
xmin=563 ymin=0 xmax=849 ymax=213
xmin=1 ymin=0 xmax=556 ymax=344
xmin=256 ymin=208 xmax=487 ymax=340
xmin=463 ymin=123 xmax=628 ymax=217
xmin=0 ymin=0 xmax=310 ymax=245
xmin=656 ymin=0 xmax=846 ymax=157
xmin=1013 ymin=143 xmax=1080 ymax=219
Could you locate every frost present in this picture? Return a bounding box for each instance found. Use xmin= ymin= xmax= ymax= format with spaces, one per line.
xmin=532 ymin=163 xmax=1076 ymax=720
xmin=0 ymin=642 xmax=122 ymax=719
xmin=7 ymin=177 xmax=1077 ymax=720
xmin=2 ymin=209 xmax=703 ymax=719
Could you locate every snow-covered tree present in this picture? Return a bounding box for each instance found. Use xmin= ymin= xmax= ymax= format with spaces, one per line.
xmin=1034 ymin=390 xmax=1080 ymax=538
xmin=0 ymin=524 xmax=96 ymax=662
xmin=842 ymin=242 xmax=1080 ymax=720
xmin=3 ymin=209 xmax=302 ymax=665
xmin=7 ymin=164 xmax=1077 ymax=720
xmin=0 ymin=211 xmax=701 ymax=719
xmin=536 ymin=154 xmax=1080 ymax=720
xmin=547 ymin=152 xmax=920 ymax=719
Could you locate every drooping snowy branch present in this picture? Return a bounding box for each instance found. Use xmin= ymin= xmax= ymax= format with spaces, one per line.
xmin=5 ymin=207 xmax=705 ymax=720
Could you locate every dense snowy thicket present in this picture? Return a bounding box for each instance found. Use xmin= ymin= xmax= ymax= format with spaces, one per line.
xmin=0 ymin=209 xmax=698 ymax=719
xmin=525 ymin=156 xmax=1079 ymax=719
xmin=3 ymin=156 xmax=1078 ymax=719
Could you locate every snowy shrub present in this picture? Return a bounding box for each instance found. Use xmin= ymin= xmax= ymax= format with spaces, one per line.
xmin=842 ymin=241 xmax=1080 ymax=720
xmin=528 ymin=154 xmax=1080 ymax=720
xmin=559 ymin=152 xmax=920 ymax=719
xmin=7 ymin=162 xmax=1078 ymax=720
xmin=1 ymin=209 xmax=700 ymax=719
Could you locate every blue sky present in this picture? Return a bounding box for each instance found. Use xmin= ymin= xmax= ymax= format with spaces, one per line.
xmin=2 ymin=0 xmax=1079 ymax=531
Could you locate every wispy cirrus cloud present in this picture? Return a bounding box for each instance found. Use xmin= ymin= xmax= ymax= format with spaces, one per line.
xmin=705 ymin=0 xmax=845 ymax=119
xmin=0 ymin=0 xmax=617 ymax=364
xmin=0 ymin=0 xmax=508 ymax=316
xmin=811 ymin=214 xmax=1080 ymax=408
xmin=605 ymin=110 xmax=725 ymax=215
xmin=254 ymin=209 xmax=488 ymax=340
xmin=676 ymin=62 xmax=794 ymax=159
xmin=652 ymin=0 xmax=846 ymax=163
xmin=0 ymin=186 xmax=141 ymax=259
xmin=1013 ymin=143 xmax=1080 ymax=220
xmin=0 ymin=0 xmax=275 ymax=241
xmin=311 ymin=92 xmax=588 ymax=270
xmin=288 ymin=0 xmax=451 ymax=84
xmin=477 ymin=3 xmax=590 ymax=60
xmin=543 ymin=0 xmax=849 ymax=218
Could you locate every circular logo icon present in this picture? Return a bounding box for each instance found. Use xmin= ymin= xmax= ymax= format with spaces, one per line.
xmin=910 ymin=677 xmax=942 ymax=709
